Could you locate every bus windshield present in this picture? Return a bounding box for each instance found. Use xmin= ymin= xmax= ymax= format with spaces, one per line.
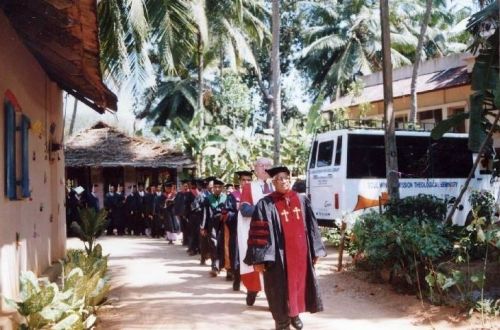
xmin=346 ymin=134 xmax=473 ymax=179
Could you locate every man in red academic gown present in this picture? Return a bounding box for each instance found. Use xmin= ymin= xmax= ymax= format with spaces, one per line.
xmin=238 ymin=157 xmax=273 ymax=305
xmin=244 ymin=166 xmax=326 ymax=330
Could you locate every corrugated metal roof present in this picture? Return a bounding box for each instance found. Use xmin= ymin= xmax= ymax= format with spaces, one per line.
xmin=325 ymin=66 xmax=470 ymax=110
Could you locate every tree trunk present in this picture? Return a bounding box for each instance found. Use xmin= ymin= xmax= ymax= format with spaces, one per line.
xmin=69 ymin=98 xmax=78 ymax=135
xmin=271 ymin=0 xmax=281 ymax=165
xmin=198 ymin=31 xmax=204 ymax=129
xmin=409 ymin=0 xmax=432 ymax=126
xmin=380 ymin=0 xmax=400 ymax=200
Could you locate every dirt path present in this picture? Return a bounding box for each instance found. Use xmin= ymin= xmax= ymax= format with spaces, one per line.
xmin=68 ymin=237 xmax=499 ymax=330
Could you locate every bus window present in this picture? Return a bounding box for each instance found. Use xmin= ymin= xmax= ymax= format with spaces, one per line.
xmin=317 ymin=140 xmax=334 ymax=167
xmin=431 ymin=138 xmax=472 ymax=178
xmin=347 ymin=134 xmax=386 ymax=178
xmin=334 ymin=136 xmax=342 ymax=166
xmin=309 ymin=141 xmax=318 ymax=169
xmin=397 ymin=136 xmax=431 ymax=178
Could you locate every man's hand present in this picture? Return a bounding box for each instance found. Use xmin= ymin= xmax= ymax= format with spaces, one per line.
xmin=200 ymin=229 xmax=207 ymax=237
xmin=313 ymin=257 xmax=319 ymax=265
xmin=254 ymin=264 xmax=266 ymax=272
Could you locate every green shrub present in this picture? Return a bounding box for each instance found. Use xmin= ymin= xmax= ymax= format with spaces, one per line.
xmin=61 ymin=245 xmax=110 ymax=308
xmin=71 ymin=208 xmax=108 ymax=255
xmin=4 ymin=247 xmax=109 ymax=329
xmin=320 ymin=226 xmax=349 ymax=247
xmin=384 ymin=194 xmax=447 ymax=222
xmin=351 ymin=210 xmax=452 ymax=288
xmin=469 ymin=190 xmax=496 ymax=222
xmin=4 ymin=271 xmax=94 ymax=330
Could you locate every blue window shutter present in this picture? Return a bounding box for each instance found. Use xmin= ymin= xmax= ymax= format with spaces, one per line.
xmin=21 ymin=114 xmax=30 ymax=198
xmin=4 ymin=102 xmax=16 ymax=200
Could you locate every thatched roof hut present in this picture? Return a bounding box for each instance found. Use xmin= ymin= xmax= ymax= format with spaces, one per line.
xmin=65 ymin=122 xmax=193 ymax=168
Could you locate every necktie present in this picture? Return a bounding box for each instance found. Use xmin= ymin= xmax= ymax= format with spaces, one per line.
xmin=263 ymin=182 xmax=271 ymax=194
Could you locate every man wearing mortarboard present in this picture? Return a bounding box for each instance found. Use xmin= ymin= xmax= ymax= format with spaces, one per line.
xmin=238 ymin=157 xmax=274 ymax=306
xmin=191 ymin=178 xmax=211 ymax=264
xmin=174 ymin=179 xmax=195 ymax=247
xmin=164 ymin=182 xmax=180 ymax=243
xmin=200 ymin=178 xmax=227 ymax=276
xmin=244 ymin=166 xmax=326 ymax=330
xmin=187 ymin=179 xmax=202 ymax=255
xmin=223 ymin=170 xmax=253 ymax=291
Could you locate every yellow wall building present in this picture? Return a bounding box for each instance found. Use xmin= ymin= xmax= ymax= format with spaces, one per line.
xmin=0 ymin=1 xmax=116 ymax=328
xmin=323 ymin=53 xmax=474 ymax=134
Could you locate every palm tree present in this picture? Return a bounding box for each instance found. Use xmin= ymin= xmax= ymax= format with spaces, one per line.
xmin=139 ymin=0 xmax=269 ymax=128
xmin=298 ymin=0 xmax=470 ymax=100
xmin=298 ymin=0 xmax=413 ymax=99
xmin=270 ymin=0 xmax=281 ymax=164
xmin=380 ymin=0 xmax=400 ymax=200
xmin=409 ymin=0 xmax=433 ymax=126
xmin=98 ymin=0 xmax=197 ymax=96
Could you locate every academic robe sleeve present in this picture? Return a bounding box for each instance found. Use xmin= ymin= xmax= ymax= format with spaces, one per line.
xmin=239 ymin=182 xmax=254 ymax=217
xmin=223 ymin=194 xmax=238 ymax=225
xmin=243 ymin=197 xmax=276 ymax=266
xmin=301 ymin=195 xmax=327 ymax=259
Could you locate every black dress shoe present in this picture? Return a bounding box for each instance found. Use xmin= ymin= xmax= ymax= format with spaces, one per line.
xmin=275 ymin=320 xmax=291 ymax=330
xmin=232 ymin=280 xmax=240 ymax=291
xmin=290 ymin=316 xmax=303 ymax=330
xmin=246 ymin=291 xmax=257 ymax=306
xmin=209 ymin=267 xmax=219 ymax=277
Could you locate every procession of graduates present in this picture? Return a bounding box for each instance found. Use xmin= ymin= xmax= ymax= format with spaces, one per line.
xmin=66 ymin=158 xmax=326 ymax=330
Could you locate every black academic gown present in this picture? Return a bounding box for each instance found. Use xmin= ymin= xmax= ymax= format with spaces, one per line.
xmin=244 ymin=194 xmax=326 ymax=324
xmin=115 ymin=192 xmax=126 ymax=234
xmin=152 ymin=193 xmax=166 ymax=238
xmin=201 ymin=193 xmax=227 ymax=271
xmin=125 ymin=193 xmax=138 ymax=235
xmin=192 ymin=191 xmax=209 ymax=259
xmin=104 ymin=192 xmax=119 ymax=234
xmin=165 ymin=193 xmax=180 ymax=234
xmin=220 ymin=193 xmax=239 ymax=272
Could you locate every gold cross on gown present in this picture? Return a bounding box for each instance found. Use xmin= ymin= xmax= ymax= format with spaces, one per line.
xmin=293 ymin=207 xmax=301 ymax=220
xmin=281 ymin=209 xmax=290 ymax=222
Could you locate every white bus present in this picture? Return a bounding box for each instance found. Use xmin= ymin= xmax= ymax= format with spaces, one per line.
xmin=306 ymin=128 xmax=500 ymax=227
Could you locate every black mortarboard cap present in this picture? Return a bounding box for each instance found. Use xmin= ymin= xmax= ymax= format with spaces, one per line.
xmin=235 ymin=170 xmax=253 ymax=177
xmin=265 ymin=166 xmax=290 ymax=178
xmin=164 ymin=181 xmax=174 ymax=187
xmin=213 ymin=179 xmax=225 ymax=186
xmin=180 ymin=179 xmax=191 ymax=184
xmin=205 ymin=176 xmax=217 ymax=182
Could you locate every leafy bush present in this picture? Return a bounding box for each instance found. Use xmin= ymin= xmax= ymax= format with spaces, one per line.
xmin=5 ymin=271 xmax=95 ymax=330
xmin=469 ymin=190 xmax=496 ymax=222
xmin=320 ymin=226 xmax=349 ymax=247
xmin=5 ymin=247 xmax=109 ymax=329
xmin=62 ymin=246 xmax=110 ymax=308
xmin=351 ymin=210 xmax=452 ymax=289
xmin=71 ymin=208 xmax=108 ymax=255
xmin=384 ymin=194 xmax=447 ymax=222
xmin=351 ymin=195 xmax=454 ymax=290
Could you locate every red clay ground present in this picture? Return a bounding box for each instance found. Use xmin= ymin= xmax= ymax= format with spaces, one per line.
xmin=67 ymin=237 xmax=499 ymax=330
